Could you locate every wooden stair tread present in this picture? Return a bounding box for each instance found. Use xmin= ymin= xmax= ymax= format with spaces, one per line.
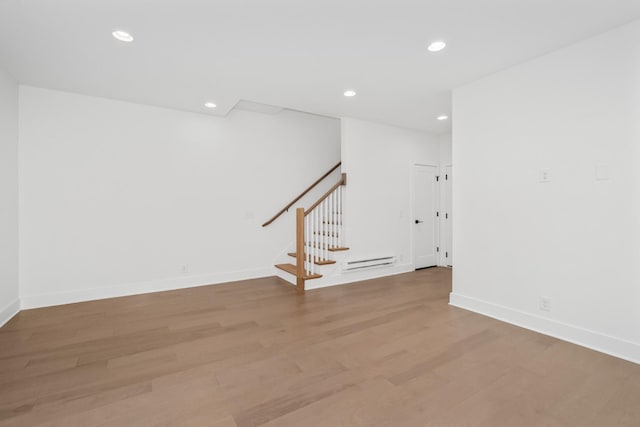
xmin=287 ymin=253 xmax=336 ymax=265
xmin=275 ymin=263 xmax=322 ymax=280
xmin=328 ymin=247 xmax=349 ymax=252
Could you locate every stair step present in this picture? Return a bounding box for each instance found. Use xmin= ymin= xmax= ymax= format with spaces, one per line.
xmin=275 ymin=263 xmax=322 ymax=280
xmin=287 ymin=253 xmax=336 ymax=265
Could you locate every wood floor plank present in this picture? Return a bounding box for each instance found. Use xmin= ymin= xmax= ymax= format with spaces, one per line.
xmin=1 ymin=268 xmax=639 ymax=426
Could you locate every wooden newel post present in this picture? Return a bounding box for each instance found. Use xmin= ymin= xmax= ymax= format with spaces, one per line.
xmin=295 ymin=208 xmax=305 ymax=291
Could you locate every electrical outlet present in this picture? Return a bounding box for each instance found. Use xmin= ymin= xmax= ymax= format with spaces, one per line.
xmin=539 ymin=297 xmax=552 ymax=312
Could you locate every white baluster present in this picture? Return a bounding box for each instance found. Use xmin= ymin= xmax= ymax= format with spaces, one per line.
xmin=335 ymin=191 xmax=338 ymax=248
xmin=312 ymin=208 xmax=317 ymax=275
xmin=316 ymin=206 xmax=320 ymax=263
xmin=308 ymin=214 xmax=312 ymax=276
xmin=337 ymin=186 xmax=341 ymax=248
xmin=327 ymin=195 xmax=333 ymax=248
xmin=337 ymin=191 xmax=340 ymax=248
xmin=338 ymin=185 xmax=344 ymax=247
xmin=313 ymin=207 xmax=322 ymax=269
xmin=325 ymin=195 xmax=329 ymax=250
xmin=305 ymin=214 xmax=310 ymax=275
xmin=324 ymin=197 xmax=331 ymax=251
xmin=324 ymin=199 xmax=328 ymax=261
xmin=308 ymin=210 xmax=312 ymax=276
xmin=308 ymin=210 xmax=311 ymax=276
xmin=303 ymin=215 xmax=307 ymax=274
xmin=331 ymin=193 xmax=336 ymax=248
xmin=320 ymin=199 xmax=325 ymax=261
xmin=314 ymin=208 xmax=319 ymax=274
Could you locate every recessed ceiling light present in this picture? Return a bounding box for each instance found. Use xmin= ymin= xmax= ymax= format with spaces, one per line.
xmin=204 ymin=102 xmax=217 ymax=109
xmin=437 ymin=115 xmax=449 ymax=121
xmin=344 ymin=90 xmax=356 ymax=97
xmin=427 ymin=41 xmax=446 ymax=52
xmin=112 ymin=30 xmax=134 ymax=43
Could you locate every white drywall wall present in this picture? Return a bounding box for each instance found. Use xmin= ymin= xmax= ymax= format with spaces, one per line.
xmin=18 ymin=87 xmax=340 ymax=307
xmin=340 ymin=117 xmax=440 ymax=282
xmin=0 ymin=67 xmax=19 ymax=325
xmin=439 ymin=133 xmax=452 ymax=166
xmin=451 ymin=21 xmax=640 ymax=362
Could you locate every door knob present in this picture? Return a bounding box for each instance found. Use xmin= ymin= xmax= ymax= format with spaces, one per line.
xmin=415 ymin=220 xmax=424 ymax=224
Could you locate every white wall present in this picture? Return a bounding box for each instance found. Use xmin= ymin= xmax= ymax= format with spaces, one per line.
xmin=439 ymin=133 xmax=452 ymax=166
xmin=0 ymin=67 xmax=20 ymax=326
xmin=451 ymin=21 xmax=640 ymax=363
xmin=340 ymin=118 xmax=440 ymax=283
xmin=19 ymin=87 xmax=340 ymax=308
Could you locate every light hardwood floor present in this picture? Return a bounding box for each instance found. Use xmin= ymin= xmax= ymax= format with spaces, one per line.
xmin=1 ymin=268 xmax=639 ymax=426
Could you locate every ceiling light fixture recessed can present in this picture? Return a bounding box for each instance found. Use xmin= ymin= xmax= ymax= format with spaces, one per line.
xmin=344 ymin=90 xmax=356 ymax=97
xmin=112 ymin=30 xmax=134 ymax=42
xmin=427 ymin=40 xmax=447 ymax=52
xmin=204 ymin=102 xmax=217 ymax=108
xmin=437 ymin=115 xmax=449 ymax=121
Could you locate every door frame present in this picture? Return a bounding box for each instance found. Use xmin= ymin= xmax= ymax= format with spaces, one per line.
xmin=410 ymin=162 xmax=440 ymax=270
xmin=440 ymin=164 xmax=452 ymax=267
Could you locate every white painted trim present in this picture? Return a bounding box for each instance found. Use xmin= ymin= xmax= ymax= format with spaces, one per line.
xmin=410 ymin=162 xmax=440 ymax=269
xmin=0 ymin=298 xmax=20 ymax=327
xmin=439 ymin=164 xmax=453 ymax=267
xmin=20 ymin=268 xmax=273 ymax=309
xmin=449 ymin=292 xmax=640 ymax=365
xmin=274 ymin=266 xmax=296 ymax=286
xmin=305 ymin=263 xmax=415 ymax=290
xmin=274 ymin=259 xmax=415 ymax=291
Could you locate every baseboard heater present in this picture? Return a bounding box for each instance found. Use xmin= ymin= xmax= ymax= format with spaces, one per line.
xmin=343 ymin=256 xmax=396 ymax=271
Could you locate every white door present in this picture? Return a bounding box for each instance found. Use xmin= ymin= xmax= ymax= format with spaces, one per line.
xmin=443 ymin=166 xmax=453 ymax=266
xmin=413 ymin=164 xmax=438 ymax=269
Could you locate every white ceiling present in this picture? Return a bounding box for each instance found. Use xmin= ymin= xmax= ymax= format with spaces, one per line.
xmin=0 ymin=1 xmax=639 ymax=133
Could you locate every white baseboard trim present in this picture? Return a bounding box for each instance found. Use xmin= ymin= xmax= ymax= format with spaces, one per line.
xmin=273 ymin=263 xmax=416 ymax=291
xmin=449 ymin=292 xmax=640 ymax=365
xmin=305 ymin=264 xmax=415 ymax=290
xmin=0 ymin=298 xmax=20 ymax=328
xmin=274 ymin=268 xmax=296 ymax=286
xmin=20 ymin=267 xmax=274 ymax=309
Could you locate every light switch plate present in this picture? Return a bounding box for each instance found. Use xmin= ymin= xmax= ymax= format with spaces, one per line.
xmin=539 ymin=168 xmax=551 ymax=183
xmin=596 ymin=164 xmax=610 ymax=181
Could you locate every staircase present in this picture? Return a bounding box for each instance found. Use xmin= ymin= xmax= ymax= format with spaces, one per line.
xmin=263 ymin=165 xmax=349 ymax=291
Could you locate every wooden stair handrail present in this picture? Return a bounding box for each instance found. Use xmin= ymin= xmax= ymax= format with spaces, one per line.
xmin=262 ymin=162 xmax=341 ymax=227
xmin=305 ymin=173 xmax=346 ymax=216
